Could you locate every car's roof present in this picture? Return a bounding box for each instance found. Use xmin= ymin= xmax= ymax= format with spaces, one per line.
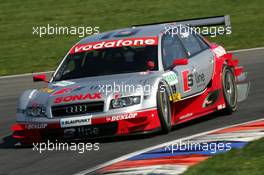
xmin=79 ymin=23 xmax=181 ymax=44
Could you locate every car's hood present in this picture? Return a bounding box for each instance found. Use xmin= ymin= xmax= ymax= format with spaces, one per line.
xmin=28 ymin=71 xmax=161 ymax=107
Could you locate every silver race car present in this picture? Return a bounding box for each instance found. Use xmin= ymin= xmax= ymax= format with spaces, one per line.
xmin=11 ymin=15 xmax=250 ymax=145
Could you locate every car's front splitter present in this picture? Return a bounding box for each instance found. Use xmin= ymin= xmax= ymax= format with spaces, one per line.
xmin=11 ymin=108 xmax=160 ymax=144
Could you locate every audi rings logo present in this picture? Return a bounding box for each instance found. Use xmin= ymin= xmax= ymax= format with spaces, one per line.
xmin=66 ymin=105 xmax=88 ymax=114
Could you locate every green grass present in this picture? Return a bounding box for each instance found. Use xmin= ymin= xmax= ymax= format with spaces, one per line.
xmin=184 ymin=138 xmax=264 ymax=175
xmin=0 ymin=0 xmax=263 ymax=76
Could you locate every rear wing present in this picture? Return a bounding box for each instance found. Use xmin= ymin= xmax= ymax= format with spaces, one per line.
xmin=133 ymin=15 xmax=231 ymax=36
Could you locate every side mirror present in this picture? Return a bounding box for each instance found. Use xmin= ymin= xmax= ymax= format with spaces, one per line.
xmin=172 ymin=58 xmax=189 ymax=67
xmin=33 ymin=74 xmax=48 ymax=82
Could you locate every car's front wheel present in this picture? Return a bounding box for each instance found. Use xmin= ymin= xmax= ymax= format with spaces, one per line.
xmin=157 ymin=82 xmax=172 ymax=134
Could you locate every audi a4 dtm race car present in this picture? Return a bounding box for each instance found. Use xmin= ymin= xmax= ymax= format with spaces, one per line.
xmin=11 ymin=15 xmax=250 ymax=145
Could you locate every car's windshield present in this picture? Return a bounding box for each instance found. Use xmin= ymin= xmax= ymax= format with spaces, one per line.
xmin=54 ymin=45 xmax=158 ymax=81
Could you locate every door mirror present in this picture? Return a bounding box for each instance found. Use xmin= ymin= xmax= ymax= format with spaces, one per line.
xmin=172 ymin=58 xmax=189 ymax=67
xmin=33 ymin=74 xmax=48 ymax=82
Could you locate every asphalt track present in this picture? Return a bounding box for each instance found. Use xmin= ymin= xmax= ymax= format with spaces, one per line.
xmin=0 ymin=48 xmax=263 ymax=175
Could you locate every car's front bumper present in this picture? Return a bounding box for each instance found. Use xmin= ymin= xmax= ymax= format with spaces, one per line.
xmin=11 ymin=108 xmax=160 ymax=144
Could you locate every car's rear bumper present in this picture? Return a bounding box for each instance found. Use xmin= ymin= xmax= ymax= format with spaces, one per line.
xmin=11 ymin=108 xmax=160 ymax=144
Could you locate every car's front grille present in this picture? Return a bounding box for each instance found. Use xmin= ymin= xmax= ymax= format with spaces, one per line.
xmin=51 ymin=101 xmax=104 ymax=117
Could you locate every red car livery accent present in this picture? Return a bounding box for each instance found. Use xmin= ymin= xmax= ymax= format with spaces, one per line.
xmin=52 ymin=87 xmax=76 ymax=96
xmin=70 ymin=36 xmax=158 ymax=53
xmin=52 ymin=86 xmax=84 ymax=96
xmin=182 ymin=70 xmax=191 ymax=92
xmin=54 ymin=93 xmax=102 ymax=103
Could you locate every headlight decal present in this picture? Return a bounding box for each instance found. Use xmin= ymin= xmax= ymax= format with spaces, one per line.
xmin=110 ymin=96 xmax=141 ymax=109
xmin=26 ymin=104 xmax=46 ymax=117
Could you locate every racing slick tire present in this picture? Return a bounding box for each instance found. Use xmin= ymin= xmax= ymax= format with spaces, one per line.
xmin=157 ymin=82 xmax=172 ymax=134
xmin=221 ymin=65 xmax=238 ymax=115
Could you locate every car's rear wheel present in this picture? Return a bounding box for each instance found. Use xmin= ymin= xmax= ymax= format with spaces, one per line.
xmin=157 ymin=82 xmax=172 ymax=134
xmin=221 ymin=65 xmax=238 ymax=114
